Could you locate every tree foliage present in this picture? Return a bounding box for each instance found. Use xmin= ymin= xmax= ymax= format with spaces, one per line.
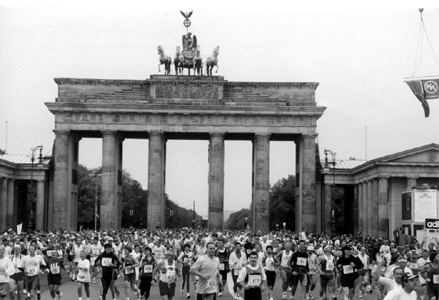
xmin=224 ymin=208 xmax=251 ymax=230
xmin=77 ymin=164 xmax=201 ymax=229
xmin=269 ymin=175 xmax=296 ymax=231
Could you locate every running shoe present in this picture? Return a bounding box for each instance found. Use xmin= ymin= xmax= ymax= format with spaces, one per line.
xmin=59 ymin=292 xmax=63 ymax=300
xmin=283 ymin=292 xmax=287 ymax=300
xmin=187 ymin=293 xmax=191 ymax=299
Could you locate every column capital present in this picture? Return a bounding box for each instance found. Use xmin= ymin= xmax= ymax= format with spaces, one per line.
xmin=147 ymin=131 xmax=164 ymax=137
xmin=209 ymin=132 xmax=225 ymax=137
xmin=303 ymin=133 xmax=318 ymax=138
xmin=53 ymin=130 xmax=69 ymax=136
xmin=101 ymin=130 xmax=117 ymax=136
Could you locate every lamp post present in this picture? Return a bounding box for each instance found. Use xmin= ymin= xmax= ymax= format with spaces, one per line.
xmin=323 ymin=149 xmax=336 ymax=235
xmin=27 ymin=145 xmax=43 ymax=232
xmin=88 ymin=172 xmax=101 ymax=231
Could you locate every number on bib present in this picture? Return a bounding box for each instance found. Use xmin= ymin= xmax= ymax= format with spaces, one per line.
xmin=248 ymin=274 xmax=262 ymax=286
xmin=50 ymin=264 xmax=60 ymax=274
xmin=433 ymin=274 xmax=439 ymax=284
xmin=101 ymin=258 xmax=112 ymax=267
xmin=343 ymin=265 xmax=353 ymax=274
xmin=125 ymin=266 xmax=134 ymax=274
xmin=297 ymin=257 xmax=307 ymax=266
xmin=326 ymin=262 xmax=334 ymax=271
xmin=144 ymin=265 xmax=153 ymax=273
xmin=219 ymin=263 xmax=225 ymax=271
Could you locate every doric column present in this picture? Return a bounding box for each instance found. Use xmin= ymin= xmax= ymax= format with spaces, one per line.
xmin=6 ymin=179 xmax=15 ymax=229
xmin=378 ymin=177 xmax=389 ymax=238
xmin=301 ymin=135 xmax=317 ymax=232
xmin=208 ymin=133 xmax=225 ymax=230
xmin=0 ymin=177 xmax=7 ymax=232
xmin=100 ymin=131 xmax=119 ymax=231
xmin=35 ymin=180 xmax=45 ymax=231
xmin=252 ymin=134 xmax=270 ymax=232
xmin=362 ymin=181 xmax=368 ymax=236
xmin=367 ymin=180 xmax=373 ymax=236
xmin=353 ymin=184 xmax=359 ymax=234
xmin=52 ymin=130 xmax=69 ymax=230
xmin=147 ymin=132 xmax=166 ymax=230
xmin=372 ymin=178 xmax=379 ymax=237
xmin=358 ymin=183 xmax=363 ymax=235
xmin=324 ymin=184 xmax=333 ymax=235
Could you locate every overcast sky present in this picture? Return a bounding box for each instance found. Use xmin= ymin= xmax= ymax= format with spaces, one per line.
xmin=1 ymin=2 xmax=438 ymax=216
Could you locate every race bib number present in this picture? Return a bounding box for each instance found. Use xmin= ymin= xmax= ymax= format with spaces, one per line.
xmin=27 ymin=267 xmax=38 ymax=276
xmin=166 ymin=270 xmax=176 ymax=281
xmin=297 ymin=257 xmax=307 ymax=266
xmin=78 ymin=274 xmax=86 ymax=280
xmin=144 ymin=264 xmax=153 ymax=273
xmin=101 ymin=257 xmax=112 ymax=267
xmin=57 ymin=250 xmax=63 ymax=256
xmin=125 ymin=266 xmax=134 ymax=274
xmin=343 ymin=265 xmax=353 ymax=274
xmin=183 ymin=257 xmax=189 ymax=264
xmin=234 ymin=268 xmax=241 ymax=276
xmin=207 ymin=278 xmax=217 ymax=288
xmin=92 ymin=249 xmax=100 ymax=255
xmin=248 ymin=274 xmax=262 ymax=287
xmin=46 ymin=250 xmax=54 ymax=257
xmin=219 ymin=263 xmax=225 ymax=271
xmin=433 ymin=274 xmax=439 ymax=284
xmin=50 ymin=264 xmax=60 ymax=274
xmin=326 ymin=261 xmax=334 ymax=271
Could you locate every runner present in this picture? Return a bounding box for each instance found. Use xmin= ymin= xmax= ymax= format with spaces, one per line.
xmin=317 ymin=245 xmax=337 ymax=300
xmin=139 ymin=246 xmax=156 ymax=300
xmin=420 ymin=251 xmax=438 ymax=300
xmin=290 ymin=240 xmax=310 ymax=300
xmin=76 ymin=250 xmax=91 ymax=300
xmin=90 ymin=237 xmax=102 ymax=284
xmin=0 ymin=245 xmax=14 ymax=300
xmin=276 ymin=241 xmax=294 ymax=300
xmin=382 ymin=273 xmax=418 ymax=300
xmin=9 ymin=245 xmax=25 ymax=300
xmin=177 ymin=243 xmax=193 ymax=299
xmin=45 ymin=248 xmax=65 ymax=300
xmin=263 ymin=245 xmax=278 ymax=300
xmin=336 ymin=245 xmax=363 ymax=300
xmin=307 ymin=245 xmax=318 ymax=299
xmin=153 ymin=249 xmax=181 ymax=300
xmin=121 ymin=246 xmax=140 ymax=300
xmin=216 ymin=239 xmax=230 ymax=297
xmin=229 ymin=241 xmax=247 ymax=299
xmin=94 ymin=243 xmax=121 ymax=300
xmin=18 ymin=245 xmax=46 ymax=300
xmin=238 ymin=251 xmax=267 ymax=300
xmin=190 ymin=242 xmax=220 ymax=300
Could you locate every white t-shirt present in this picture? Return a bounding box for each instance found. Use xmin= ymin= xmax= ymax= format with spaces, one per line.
xmin=383 ymin=287 xmax=417 ymax=300
xmin=0 ymin=256 xmax=15 ymax=283
xmin=77 ymin=259 xmax=91 ymax=283
xmin=19 ymin=255 xmax=46 ymax=277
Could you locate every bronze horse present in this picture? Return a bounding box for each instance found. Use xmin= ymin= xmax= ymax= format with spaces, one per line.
xmin=158 ymin=45 xmax=171 ymax=75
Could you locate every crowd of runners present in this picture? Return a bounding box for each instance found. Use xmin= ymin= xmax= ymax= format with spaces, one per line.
xmin=0 ymin=228 xmax=437 ymax=300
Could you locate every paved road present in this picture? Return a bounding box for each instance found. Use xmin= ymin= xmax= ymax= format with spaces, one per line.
xmin=34 ymin=271 xmax=425 ymax=300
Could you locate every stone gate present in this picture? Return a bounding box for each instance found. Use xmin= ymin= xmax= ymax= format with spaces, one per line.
xmin=46 ymin=75 xmax=325 ymax=232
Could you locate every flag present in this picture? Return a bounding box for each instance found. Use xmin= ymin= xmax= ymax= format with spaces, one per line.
xmin=405 ymin=77 xmax=439 ymax=118
xmin=17 ymin=223 xmax=22 ymax=235
xmin=96 ymin=213 xmax=99 ymax=219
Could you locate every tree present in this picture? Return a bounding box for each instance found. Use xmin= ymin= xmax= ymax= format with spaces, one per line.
xmin=269 ymin=175 xmax=296 ymax=231
xmin=77 ymin=165 xmax=100 ymax=227
xmin=225 ymin=208 xmax=250 ymax=230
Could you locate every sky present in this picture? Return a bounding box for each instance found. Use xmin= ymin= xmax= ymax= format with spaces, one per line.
xmin=1 ymin=2 xmax=439 ymax=217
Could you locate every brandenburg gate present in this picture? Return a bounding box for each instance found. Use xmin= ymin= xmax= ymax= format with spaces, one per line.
xmin=46 ymin=75 xmax=325 ymax=232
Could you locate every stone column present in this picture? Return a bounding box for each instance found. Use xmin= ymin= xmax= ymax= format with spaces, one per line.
xmin=358 ymin=183 xmax=363 ymax=235
xmin=101 ymin=131 xmax=120 ymax=231
xmin=35 ymin=180 xmax=45 ymax=231
xmin=367 ymin=180 xmax=373 ymax=236
xmin=295 ymin=138 xmax=303 ymax=232
xmin=53 ymin=130 xmax=69 ymax=230
xmin=147 ymin=132 xmax=166 ymax=230
xmin=301 ymin=135 xmax=317 ymax=232
xmin=378 ymin=177 xmax=389 ymax=238
xmin=6 ymin=179 xmax=15 ymax=229
xmin=252 ymin=134 xmax=270 ymax=232
xmin=324 ymin=184 xmax=333 ymax=235
xmin=353 ymin=184 xmax=359 ymax=234
xmin=372 ymin=178 xmax=379 ymax=237
xmin=362 ymin=181 xmax=368 ymax=236
xmin=208 ymin=133 xmax=225 ymax=230
xmin=0 ymin=177 xmax=7 ymax=232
